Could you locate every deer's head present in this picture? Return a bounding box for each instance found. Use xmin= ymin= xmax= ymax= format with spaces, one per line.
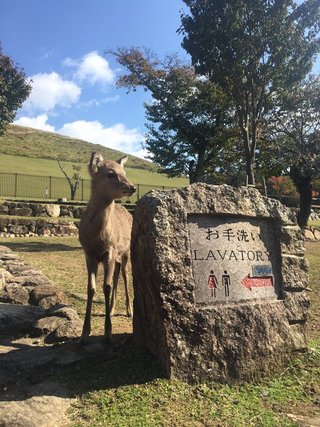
xmin=89 ymin=152 xmax=136 ymax=201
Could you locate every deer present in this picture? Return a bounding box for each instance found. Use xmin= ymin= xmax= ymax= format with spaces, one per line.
xmin=79 ymin=152 xmax=136 ymax=344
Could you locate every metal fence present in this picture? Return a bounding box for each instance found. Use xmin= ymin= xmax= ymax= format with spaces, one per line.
xmin=0 ymin=172 xmax=178 ymax=203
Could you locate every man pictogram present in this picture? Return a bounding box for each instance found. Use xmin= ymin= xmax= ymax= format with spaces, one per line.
xmin=222 ymin=270 xmax=231 ymax=297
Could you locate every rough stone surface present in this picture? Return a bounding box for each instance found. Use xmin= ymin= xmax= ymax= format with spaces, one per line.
xmin=305 ymin=228 xmax=315 ymax=240
xmin=29 ymin=284 xmax=65 ymax=308
xmin=0 ymin=303 xmax=45 ymax=336
xmin=132 ymin=184 xmax=309 ymax=383
xmin=0 ymin=380 xmax=74 ymax=427
xmin=0 ymin=217 xmax=79 ymax=237
xmin=0 ymin=245 xmax=82 ymax=343
xmin=0 ymin=283 xmax=29 ymax=305
xmin=0 ymin=201 xmax=86 ymax=219
xmin=44 ymin=204 xmax=60 ymax=218
xmin=0 ymin=245 xmax=85 ymax=426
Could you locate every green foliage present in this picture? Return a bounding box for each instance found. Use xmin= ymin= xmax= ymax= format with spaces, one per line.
xmin=180 ymin=0 xmax=320 ymax=184
xmin=266 ymin=75 xmax=320 ymax=180
xmin=0 ymin=48 xmax=31 ymax=135
xmin=112 ymin=48 xmax=234 ymax=183
xmin=263 ymin=75 xmax=320 ymax=226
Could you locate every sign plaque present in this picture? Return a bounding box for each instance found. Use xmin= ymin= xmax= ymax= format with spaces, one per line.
xmin=188 ymin=214 xmax=281 ymax=305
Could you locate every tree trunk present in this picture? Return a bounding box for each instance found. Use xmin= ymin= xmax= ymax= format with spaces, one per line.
xmin=245 ymin=158 xmax=255 ymax=186
xmin=239 ymin=120 xmax=256 ymax=186
xmin=289 ymin=166 xmax=313 ymax=228
xmin=71 ymin=185 xmax=76 ymax=201
xmin=189 ymin=147 xmax=206 ymax=183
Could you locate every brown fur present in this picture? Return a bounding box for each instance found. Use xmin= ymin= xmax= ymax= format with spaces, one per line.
xmin=79 ymin=152 xmax=136 ymax=343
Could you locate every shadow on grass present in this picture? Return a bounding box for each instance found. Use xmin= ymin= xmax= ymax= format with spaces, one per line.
xmin=0 ymin=333 xmax=164 ymax=402
xmin=62 ymin=335 xmax=165 ymax=395
xmin=0 ymin=241 xmax=81 ymax=253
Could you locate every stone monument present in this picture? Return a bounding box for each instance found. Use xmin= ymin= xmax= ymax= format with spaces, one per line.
xmin=131 ymin=184 xmax=309 ymax=383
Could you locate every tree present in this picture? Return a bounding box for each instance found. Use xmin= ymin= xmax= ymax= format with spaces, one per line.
xmin=263 ymin=75 xmax=320 ymax=227
xmin=180 ymin=0 xmax=320 ymax=184
xmin=111 ymin=47 xmax=233 ymax=183
xmin=0 ymin=47 xmax=31 ymax=135
xmin=57 ymin=161 xmax=82 ymax=200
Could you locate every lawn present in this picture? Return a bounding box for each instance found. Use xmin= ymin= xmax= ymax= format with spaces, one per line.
xmin=0 ymin=152 xmax=188 ymax=186
xmin=0 ymin=236 xmax=319 ymax=426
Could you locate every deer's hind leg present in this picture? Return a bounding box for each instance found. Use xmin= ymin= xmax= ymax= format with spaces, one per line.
xmin=110 ymin=261 xmax=121 ymax=316
xmin=121 ymin=254 xmax=132 ymax=317
xmin=80 ymin=254 xmax=98 ymax=344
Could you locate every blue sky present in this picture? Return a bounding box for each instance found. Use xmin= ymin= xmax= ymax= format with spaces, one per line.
xmin=0 ymin=0 xmax=187 ymax=158
xmin=1 ymin=1 xmax=319 ymax=159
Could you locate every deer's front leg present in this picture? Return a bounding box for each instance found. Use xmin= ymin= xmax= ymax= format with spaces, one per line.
xmin=103 ymin=253 xmax=116 ymax=342
xmin=80 ymin=254 xmax=98 ymax=344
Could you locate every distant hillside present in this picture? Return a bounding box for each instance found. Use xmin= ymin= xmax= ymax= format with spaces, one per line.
xmin=0 ymin=124 xmax=155 ymax=171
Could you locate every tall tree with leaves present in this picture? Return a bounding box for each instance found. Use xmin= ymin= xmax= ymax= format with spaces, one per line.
xmin=111 ymin=48 xmax=233 ymax=183
xmin=0 ymin=47 xmax=31 ymax=135
xmin=262 ymin=75 xmax=320 ymax=228
xmin=180 ymin=0 xmax=320 ymax=184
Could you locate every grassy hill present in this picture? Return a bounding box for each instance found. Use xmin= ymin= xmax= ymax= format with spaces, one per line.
xmin=0 ymin=124 xmax=154 ymax=170
xmin=0 ymin=125 xmax=188 ymax=188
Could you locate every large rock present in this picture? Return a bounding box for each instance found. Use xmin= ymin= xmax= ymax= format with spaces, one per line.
xmin=0 ymin=283 xmax=29 ymax=305
xmin=44 ymin=204 xmax=60 ymax=218
xmin=11 ymin=207 xmax=33 ymax=217
xmin=132 ymin=184 xmax=309 ymax=383
xmin=29 ymin=285 xmax=65 ymax=308
xmin=0 ymin=303 xmax=45 ymax=337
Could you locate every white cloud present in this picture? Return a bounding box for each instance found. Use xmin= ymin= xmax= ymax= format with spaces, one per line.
xmin=23 ymin=72 xmax=81 ymax=112
xmin=14 ymin=114 xmax=55 ymax=132
xmin=57 ymin=120 xmax=145 ymax=157
xmin=64 ymin=51 xmax=115 ymax=86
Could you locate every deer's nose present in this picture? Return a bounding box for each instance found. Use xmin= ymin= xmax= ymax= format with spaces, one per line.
xmin=130 ymin=185 xmax=137 ymax=194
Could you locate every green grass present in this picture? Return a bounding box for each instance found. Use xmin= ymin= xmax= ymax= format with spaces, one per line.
xmin=0 ymin=152 xmax=188 ymax=187
xmin=0 ymin=124 xmax=154 ymax=170
xmin=0 ymin=151 xmax=188 ymax=187
xmin=1 ymin=236 xmax=319 ymax=426
xmin=0 ymin=152 xmax=188 ymax=201
xmin=309 ymin=219 xmax=320 ymax=229
xmin=0 ymin=124 xmax=189 ymax=198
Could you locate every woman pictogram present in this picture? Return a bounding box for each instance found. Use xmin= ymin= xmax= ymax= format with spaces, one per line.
xmin=208 ymin=270 xmax=218 ymax=297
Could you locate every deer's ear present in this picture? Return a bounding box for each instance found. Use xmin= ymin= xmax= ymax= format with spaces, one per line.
xmin=117 ymin=155 xmax=128 ymax=167
xmin=89 ymin=152 xmax=104 ymax=176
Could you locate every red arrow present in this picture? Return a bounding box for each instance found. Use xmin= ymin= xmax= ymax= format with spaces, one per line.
xmin=241 ymin=275 xmax=273 ymax=290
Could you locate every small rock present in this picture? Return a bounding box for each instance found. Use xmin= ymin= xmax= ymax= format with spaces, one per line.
xmin=45 ymin=320 xmax=82 ymax=343
xmin=304 ymin=228 xmax=315 ymax=240
xmin=32 ymin=316 xmax=66 ymax=336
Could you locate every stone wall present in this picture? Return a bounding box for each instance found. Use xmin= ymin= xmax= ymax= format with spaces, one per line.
xmin=0 ymin=245 xmax=82 ymax=343
xmin=0 ymin=201 xmax=86 ymax=219
xmin=0 ymin=217 xmax=79 ymax=237
xmin=132 ymin=184 xmax=310 ymax=384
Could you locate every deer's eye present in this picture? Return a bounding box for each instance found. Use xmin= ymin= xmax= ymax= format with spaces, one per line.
xmin=106 ymin=170 xmax=116 ymax=178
